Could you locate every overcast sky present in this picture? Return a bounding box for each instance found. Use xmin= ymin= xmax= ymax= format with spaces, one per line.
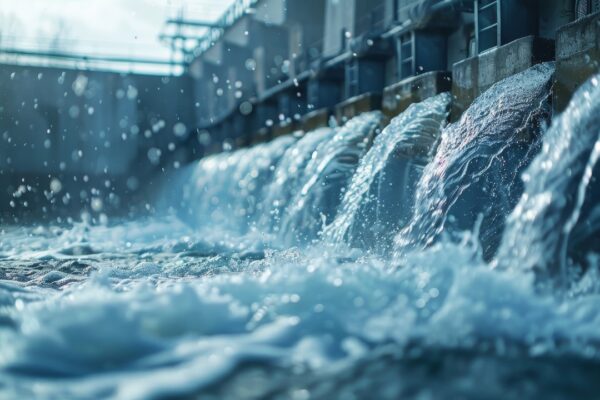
xmin=0 ymin=0 xmax=234 ymax=69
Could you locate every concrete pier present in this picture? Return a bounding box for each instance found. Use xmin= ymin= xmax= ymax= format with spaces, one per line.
xmin=383 ymin=71 xmax=452 ymax=118
xmin=555 ymin=11 xmax=600 ymax=113
xmin=452 ymin=36 xmax=555 ymax=119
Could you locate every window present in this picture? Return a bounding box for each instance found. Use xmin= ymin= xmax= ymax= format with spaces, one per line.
xmin=345 ymin=59 xmax=359 ymax=98
xmin=475 ymin=0 xmax=499 ymax=53
xmin=398 ymin=32 xmax=414 ymax=79
xmin=576 ymin=0 xmax=600 ymax=18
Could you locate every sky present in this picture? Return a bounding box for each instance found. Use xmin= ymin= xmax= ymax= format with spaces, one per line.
xmin=0 ymin=0 xmax=235 ymax=73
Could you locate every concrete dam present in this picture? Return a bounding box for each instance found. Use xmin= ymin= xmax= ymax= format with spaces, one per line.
xmin=1 ymin=1 xmax=600 ymax=399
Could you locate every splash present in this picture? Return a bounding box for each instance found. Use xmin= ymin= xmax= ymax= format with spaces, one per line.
xmin=180 ymin=135 xmax=296 ymax=235
xmin=496 ymin=74 xmax=600 ymax=281
xmin=258 ymin=127 xmax=336 ymax=236
xmin=2 ymin=222 xmax=600 ymax=399
xmin=394 ymin=63 xmax=554 ymax=260
xmin=4 ymin=65 xmax=600 ymax=400
xmin=323 ymin=93 xmax=451 ymax=252
xmin=279 ymin=112 xmax=383 ymax=245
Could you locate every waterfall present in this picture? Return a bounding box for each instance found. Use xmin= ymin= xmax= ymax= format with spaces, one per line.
xmin=394 ymin=63 xmax=554 ymax=260
xmin=181 ymin=135 xmax=296 ymax=234
xmin=177 ymin=111 xmax=382 ymax=246
xmin=258 ymin=127 xmax=337 ymax=236
xmin=496 ymin=74 xmax=600 ymax=280
xmin=322 ymin=93 xmax=451 ymax=252
xmin=278 ymin=112 xmax=383 ymax=245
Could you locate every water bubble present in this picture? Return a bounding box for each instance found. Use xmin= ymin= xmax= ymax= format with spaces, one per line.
xmin=147 ymin=148 xmax=162 ymax=165
xmin=239 ymin=102 xmax=253 ymax=115
xmin=72 ymin=75 xmax=88 ymax=96
xmin=197 ymin=130 xmax=211 ymax=146
xmin=245 ymin=58 xmax=256 ymax=71
xmin=127 ymin=85 xmax=138 ymax=100
xmin=173 ymin=122 xmax=187 ymax=138
xmin=50 ymin=178 xmax=62 ymax=193
xmin=90 ymin=197 xmax=103 ymax=212
xmin=68 ymin=106 xmax=80 ymax=118
xmin=127 ymin=176 xmax=140 ymax=191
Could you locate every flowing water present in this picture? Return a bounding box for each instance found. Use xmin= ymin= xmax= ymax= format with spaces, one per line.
xmin=394 ymin=63 xmax=554 ymax=260
xmin=1 ymin=67 xmax=600 ymax=400
xmin=323 ymin=93 xmax=451 ymax=252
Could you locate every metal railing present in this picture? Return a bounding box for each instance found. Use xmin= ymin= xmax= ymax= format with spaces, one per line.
xmin=292 ymin=38 xmax=324 ymax=76
xmin=0 ymin=47 xmax=184 ymax=75
xmin=193 ymin=0 xmax=260 ymax=56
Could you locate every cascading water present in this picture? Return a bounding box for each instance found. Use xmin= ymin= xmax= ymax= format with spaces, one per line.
xmin=496 ymin=74 xmax=600 ymax=280
xmin=258 ymin=127 xmax=337 ymax=237
xmin=395 ymin=63 xmax=554 ymax=260
xmin=180 ymin=134 xmax=296 ymax=236
xmin=4 ymin=68 xmax=600 ymax=400
xmin=323 ymin=93 xmax=451 ymax=252
xmin=278 ymin=112 xmax=383 ymax=245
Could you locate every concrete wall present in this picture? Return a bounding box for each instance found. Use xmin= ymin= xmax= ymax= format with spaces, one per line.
xmin=0 ymin=64 xmax=194 ymax=177
xmin=0 ymin=63 xmax=195 ymax=219
xmin=323 ymin=0 xmax=356 ymax=57
xmin=451 ymin=35 xmax=555 ymax=119
xmin=554 ymin=11 xmax=600 ymax=112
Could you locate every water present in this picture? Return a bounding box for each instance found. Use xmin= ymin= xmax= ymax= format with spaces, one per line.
xmin=496 ymin=74 xmax=600 ymax=280
xmin=395 ymin=63 xmax=554 ymax=260
xmin=323 ymin=93 xmax=451 ymax=252
xmin=277 ymin=112 xmax=383 ymax=245
xmin=1 ymin=68 xmax=600 ymax=400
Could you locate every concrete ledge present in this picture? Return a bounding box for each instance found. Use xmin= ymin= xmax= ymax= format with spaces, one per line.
xmin=272 ymin=122 xmax=296 ymax=138
xmin=554 ymin=12 xmax=600 ymax=113
xmin=452 ymin=35 xmax=555 ymax=120
xmin=302 ymin=108 xmax=330 ymax=132
xmin=382 ymin=71 xmax=452 ymax=118
xmin=335 ymin=93 xmax=382 ymax=124
xmin=250 ymin=127 xmax=271 ymax=145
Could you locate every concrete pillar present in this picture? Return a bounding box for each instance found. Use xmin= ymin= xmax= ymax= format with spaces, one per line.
xmin=554 ymin=11 xmax=600 ymax=113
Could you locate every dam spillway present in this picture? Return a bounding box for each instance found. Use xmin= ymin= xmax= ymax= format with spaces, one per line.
xmin=1 ymin=67 xmax=600 ymax=399
xmin=2 ymin=1 xmax=600 ymax=399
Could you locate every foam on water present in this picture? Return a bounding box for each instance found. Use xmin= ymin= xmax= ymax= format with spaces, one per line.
xmin=2 ymin=67 xmax=600 ymax=400
xmin=2 ymin=221 xmax=600 ymax=399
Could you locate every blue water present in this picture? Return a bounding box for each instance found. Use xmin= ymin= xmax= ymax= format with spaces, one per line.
xmin=1 ymin=68 xmax=600 ymax=400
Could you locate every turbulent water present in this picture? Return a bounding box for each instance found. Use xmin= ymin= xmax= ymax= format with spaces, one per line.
xmin=323 ymin=93 xmax=451 ymax=252
xmin=2 ymin=68 xmax=600 ymax=400
xmin=395 ymin=64 xmax=554 ymax=260
xmin=496 ymin=74 xmax=600 ymax=279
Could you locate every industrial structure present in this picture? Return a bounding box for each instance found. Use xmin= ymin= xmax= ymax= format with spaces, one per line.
xmin=1 ymin=0 xmax=600 ymax=218
xmin=183 ymin=0 xmax=600 ymax=154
